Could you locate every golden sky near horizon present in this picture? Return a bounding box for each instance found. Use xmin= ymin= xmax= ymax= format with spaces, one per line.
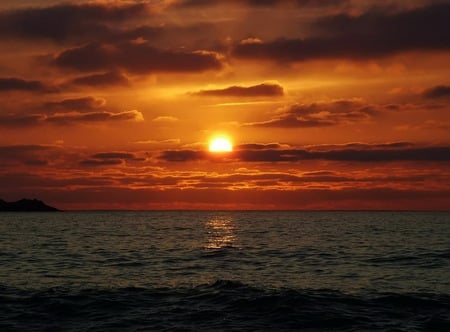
xmin=0 ymin=0 xmax=449 ymax=209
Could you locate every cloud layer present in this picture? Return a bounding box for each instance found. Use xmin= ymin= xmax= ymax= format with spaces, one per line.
xmin=0 ymin=2 xmax=151 ymax=42
xmin=159 ymin=143 xmax=450 ymax=162
xmin=0 ymin=110 xmax=143 ymax=127
xmin=192 ymin=83 xmax=284 ymax=97
xmin=245 ymin=100 xmax=377 ymax=127
xmin=0 ymin=77 xmax=51 ymax=92
xmin=234 ymin=3 xmax=450 ymax=62
xmin=0 ymin=0 xmax=449 ymax=209
xmin=53 ymin=42 xmax=224 ymax=74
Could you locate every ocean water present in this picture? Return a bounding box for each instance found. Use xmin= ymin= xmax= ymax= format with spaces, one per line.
xmin=0 ymin=211 xmax=449 ymax=331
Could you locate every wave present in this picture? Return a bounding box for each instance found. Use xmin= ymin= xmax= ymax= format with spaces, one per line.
xmin=364 ymin=249 xmax=450 ymax=268
xmin=1 ymin=280 xmax=449 ymax=331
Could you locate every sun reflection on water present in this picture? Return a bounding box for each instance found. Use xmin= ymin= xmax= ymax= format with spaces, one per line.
xmin=205 ymin=215 xmax=238 ymax=250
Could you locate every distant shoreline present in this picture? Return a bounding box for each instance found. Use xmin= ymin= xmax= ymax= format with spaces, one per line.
xmin=9 ymin=209 xmax=448 ymax=212
xmin=1 ymin=199 xmax=448 ymax=212
xmin=0 ymin=199 xmax=60 ymax=212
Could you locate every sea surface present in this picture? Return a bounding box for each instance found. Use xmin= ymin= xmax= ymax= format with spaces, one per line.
xmin=0 ymin=211 xmax=449 ymax=331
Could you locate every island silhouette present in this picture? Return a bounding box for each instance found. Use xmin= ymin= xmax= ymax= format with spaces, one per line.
xmin=0 ymin=199 xmax=60 ymax=212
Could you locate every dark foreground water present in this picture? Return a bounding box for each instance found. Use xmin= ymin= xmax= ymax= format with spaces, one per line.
xmin=0 ymin=211 xmax=449 ymax=331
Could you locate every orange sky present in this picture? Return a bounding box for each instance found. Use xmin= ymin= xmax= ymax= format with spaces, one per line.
xmin=0 ymin=0 xmax=449 ymax=210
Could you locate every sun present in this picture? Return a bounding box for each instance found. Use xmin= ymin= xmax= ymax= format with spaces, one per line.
xmin=209 ymin=136 xmax=233 ymax=152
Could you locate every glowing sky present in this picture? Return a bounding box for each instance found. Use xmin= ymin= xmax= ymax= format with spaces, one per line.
xmin=0 ymin=0 xmax=449 ymax=210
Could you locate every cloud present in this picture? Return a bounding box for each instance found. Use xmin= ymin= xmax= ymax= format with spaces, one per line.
xmin=46 ymin=110 xmax=144 ymax=125
xmin=159 ymin=144 xmax=450 ymax=163
xmin=80 ymin=151 xmax=145 ymax=167
xmin=173 ymin=0 xmax=348 ymax=8
xmin=423 ymin=85 xmax=450 ymax=99
xmin=1 ymin=142 xmax=447 ymax=210
xmin=236 ymin=143 xmax=286 ymax=150
xmin=8 ymin=186 xmax=448 ymax=210
xmin=237 ymin=146 xmax=450 ymax=162
xmin=0 ymin=77 xmax=50 ymax=92
xmin=0 ymin=114 xmax=44 ymax=127
xmin=44 ymin=97 xmax=106 ymax=111
xmin=52 ymin=42 xmax=224 ymax=74
xmin=153 ymin=116 xmax=179 ymax=123
xmin=0 ymin=3 xmax=223 ymax=52
xmin=0 ymin=172 xmax=116 ymax=189
xmin=0 ymin=110 xmax=144 ymax=127
xmin=0 ymin=144 xmax=60 ymax=166
xmin=233 ymin=3 xmax=450 ymax=62
xmin=160 ymin=150 xmax=208 ymax=162
xmin=68 ymin=71 xmax=129 ymax=87
xmin=79 ymin=159 xmax=123 ymax=167
xmin=245 ymin=99 xmax=376 ymax=128
xmin=133 ymin=139 xmax=181 ymax=145
xmin=246 ymin=116 xmax=335 ymax=128
xmin=308 ymin=142 xmax=415 ymax=150
xmin=178 ymin=171 xmax=355 ymax=187
xmin=191 ymin=83 xmax=284 ymax=97
xmin=2 ymin=164 xmax=442 ymax=196
xmin=0 ymin=144 xmax=54 ymax=155
xmin=117 ymin=22 xmax=221 ymax=47
xmin=0 ymin=2 xmax=151 ymax=42
xmin=91 ymin=152 xmax=137 ymax=160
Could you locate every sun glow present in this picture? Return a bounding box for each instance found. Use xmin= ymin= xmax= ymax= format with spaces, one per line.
xmin=209 ymin=136 xmax=233 ymax=152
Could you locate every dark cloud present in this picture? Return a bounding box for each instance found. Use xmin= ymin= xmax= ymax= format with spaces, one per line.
xmin=0 ymin=114 xmax=44 ymax=127
xmin=118 ymin=22 xmax=220 ymax=47
xmin=68 ymin=71 xmax=129 ymax=87
xmin=236 ymin=143 xmax=285 ymax=150
xmin=246 ymin=116 xmax=335 ymax=128
xmin=52 ymin=42 xmax=224 ymax=74
xmin=46 ymin=110 xmax=144 ymax=125
xmin=80 ymin=159 xmax=123 ymax=167
xmin=236 ymin=146 xmax=450 ymax=162
xmin=80 ymin=151 xmax=145 ymax=167
xmin=0 ymin=2 xmax=224 ymax=52
xmin=174 ymin=0 xmax=348 ymax=8
xmin=159 ymin=145 xmax=450 ymax=163
xmin=24 ymin=159 xmax=48 ymax=166
xmin=91 ymin=152 xmax=137 ymax=160
xmin=0 ymin=110 xmax=143 ymax=127
xmin=245 ymin=100 xmax=376 ymax=128
xmin=9 ymin=186 xmax=448 ymax=210
xmin=423 ymin=85 xmax=450 ymax=99
xmin=0 ymin=144 xmax=60 ymax=166
xmin=44 ymin=97 xmax=106 ymax=111
xmin=0 ymin=173 xmax=115 ymax=189
xmin=234 ymin=3 xmax=450 ymax=62
xmin=0 ymin=2 xmax=150 ymax=42
xmin=191 ymin=83 xmax=284 ymax=97
xmin=159 ymin=150 xmax=208 ymax=162
xmin=0 ymin=144 xmax=54 ymax=156
xmin=308 ymin=142 xmax=416 ymax=151
xmin=0 ymin=77 xmax=49 ymax=92
xmin=187 ymin=171 xmax=352 ymax=185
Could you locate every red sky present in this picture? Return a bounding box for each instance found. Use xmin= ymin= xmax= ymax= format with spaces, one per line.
xmin=0 ymin=0 xmax=449 ymax=210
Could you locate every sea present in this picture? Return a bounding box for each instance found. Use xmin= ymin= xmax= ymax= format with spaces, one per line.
xmin=0 ymin=211 xmax=449 ymax=331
